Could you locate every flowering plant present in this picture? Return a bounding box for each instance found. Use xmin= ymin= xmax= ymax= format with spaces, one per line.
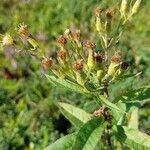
xmin=1 ymin=0 xmax=150 ymax=149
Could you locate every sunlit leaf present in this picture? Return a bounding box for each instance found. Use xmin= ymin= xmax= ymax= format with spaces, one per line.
xmin=46 ymin=75 xmax=89 ymax=94
xmin=57 ymin=102 xmax=92 ymax=128
xmin=113 ymin=86 xmax=150 ymax=103
xmin=114 ymin=126 xmax=150 ymax=150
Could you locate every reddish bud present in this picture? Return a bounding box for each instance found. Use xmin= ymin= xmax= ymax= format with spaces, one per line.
xmin=95 ymin=7 xmax=103 ymax=17
xmin=111 ymin=52 xmax=122 ymax=63
xmin=42 ymin=58 xmax=53 ymax=69
xmin=57 ymin=35 xmax=67 ymax=46
xmin=73 ymin=59 xmax=84 ymax=71
xmin=57 ymin=50 xmax=66 ymax=61
xmin=85 ymin=40 xmax=96 ymax=49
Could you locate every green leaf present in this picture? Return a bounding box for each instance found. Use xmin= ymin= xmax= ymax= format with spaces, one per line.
xmin=72 ymin=117 xmax=106 ymax=150
xmin=57 ymin=102 xmax=92 ymax=128
xmin=128 ymin=108 xmax=139 ymax=129
xmin=46 ymin=75 xmax=90 ymax=94
xmin=114 ymin=126 xmax=150 ymax=150
xmin=113 ymin=86 xmax=150 ymax=103
xmin=98 ymin=94 xmax=121 ymax=111
xmin=46 ymin=133 xmax=76 ymax=150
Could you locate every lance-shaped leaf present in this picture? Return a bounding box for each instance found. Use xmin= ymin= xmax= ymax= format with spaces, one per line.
xmin=113 ymin=125 xmax=150 ymax=150
xmin=57 ymin=102 xmax=92 ymax=128
xmin=46 ymin=133 xmax=76 ymax=150
xmin=46 ymin=75 xmax=89 ymax=94
xmin=72 ymin=117 xmax=106 ymax=150
xmin=97 ymin=94 xmax=121 ymax=111
xmin=113 ymin=86 xmax=150 ymax=103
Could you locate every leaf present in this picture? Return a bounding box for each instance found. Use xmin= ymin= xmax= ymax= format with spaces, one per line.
xmin=113 ymin=86 xmax=150 ymax=103
xmin=46 ymin=75 xmax=90 ymax=94
xmin=57 ymin=102 xmax=92 ymax=128
xmin=72 ymin=117 xmax=106 ymax=150
xmin=113 ymin=126 xmax=150 ymax=150
xmin=128 ymin=108 xmax=138 ymax=129
xmin=97 ymin=94 xmax=121 ymax=111
xmin=46 ymin=133 xmax=76 ymax=150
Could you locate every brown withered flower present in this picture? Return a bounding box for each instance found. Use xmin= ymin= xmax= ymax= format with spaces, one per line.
xmin=111 ymin=52 xmax=122 ymax=63
xmin=18 ymin=23 xmax=30 ymax=37
xmin=121 ymin=61 xmax=129 ymax=70
xmin=73 ymin=59 xmax=84 ymax=71
xmin=106 ymin=9 xmax=113 ymax=19
xmin=42 ymin=58 xmax=53 ymax=69
xmin=57 ymin=35 xmax=67 ymax=46
xmin=85 ymin=40 xmax=96 ymax=49
xmin=57 ymin=50 xmax=66 ymax=61
xmin=94 ymin=52 xmax=103 ymax=63
xmin=95 ymin=7 xmax=103 ymax=17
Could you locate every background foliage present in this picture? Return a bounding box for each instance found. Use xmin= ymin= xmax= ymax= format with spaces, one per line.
xmin=0 ymin=0 xmax=149 ymax=149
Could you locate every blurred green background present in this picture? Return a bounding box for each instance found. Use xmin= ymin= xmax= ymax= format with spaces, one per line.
xmin=0 ymin=0 xmax=150 ymax=149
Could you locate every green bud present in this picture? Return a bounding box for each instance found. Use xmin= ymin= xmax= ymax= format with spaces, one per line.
xmin=87 ymin=49 xmax=95 ymax=71
xmin=97 ymin=70 xmax=104 ymax=82
xmin=27 ymin=37 xmax=39 ymax=50
xmin=107 ymin=62 xmax=120 ymax=77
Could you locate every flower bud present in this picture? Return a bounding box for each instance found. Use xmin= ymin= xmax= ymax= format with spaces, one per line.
xmin=64 ymin=29 xmax=73 ymax=40
xmin=27 ymin=36 xmax=39 ymax=50
xmin=113 ymin=61 xmax=129 ymax=79
xmin=107 ymin=52 xmax=122 ymax=77
xmin=57 ymin=35 xmax=67 ymax=47
xmin=2 ymin=34 xmax=14 ymax=46
xmin=18 ymin=23 xmax=30 ymax=37
xmin=105 ymin=9 xmax=113 ymax=33
xmin=97 ymin=70 xmax=104 ymax=82
xmin=85 ymin=41 xmax=96 ymax=71
xmin=95 ymin=7 xmax=103 ymax=33
xmin=73 ymin=30 xmax=82 ymax=48
xmin=131 ymin=0 xmax=141 ymax=15
xmin=42 ymin=57 xmax=53 ymax=69
xmin=73 ymin=59 xmax=86 ymax=85
xmin=57 ymin=50 xmax=67 ymax=61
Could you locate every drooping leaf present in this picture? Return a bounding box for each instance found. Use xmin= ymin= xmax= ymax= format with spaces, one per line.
xmin=46 ymin=75 xmax=89 ymax=94
xmin=46 ymin=133 xmax=76 ymax=150
xmin=72 ymin=117 xmax=106 ymax=150
xmin=113 ymin=86 xmax=150 ymax=103
xmin=97 ymin=94 xmax=121 ymax=111
xmin=113 ymin=126 xmax=150 ymax=150
xmin=57 ymin=102 xmax=92 ymax=128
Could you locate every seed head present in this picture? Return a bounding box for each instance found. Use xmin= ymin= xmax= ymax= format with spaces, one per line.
xmin=85 ymin=40 xmax=96 ymax=49
xmin=57 ymin=50 xmax=66 ymax=61
xmin=42 ymin=57 xmax=53 ymax=69
xmin=73 ymin=59 xmax=84 ymax=71
xmin=18 ymin=23 xmax=29 ymax=37
xmin=57 ymin=35 xmax=67 ymax=46
xmin=111 ymin=52 xmax=122 ymax=63
xmin=95 ymin=7 xmax=103 ymax=17
xmin=2 ymin=34 xmax=14 ymax=46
